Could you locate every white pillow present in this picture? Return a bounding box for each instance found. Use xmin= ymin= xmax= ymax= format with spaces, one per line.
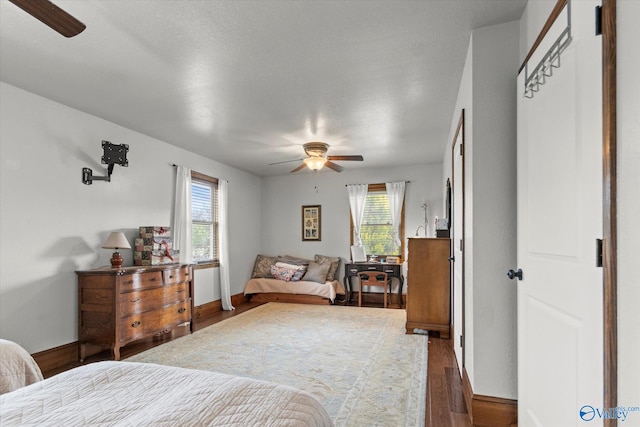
xmin=275 ymin=262 xmax=305 ymax=270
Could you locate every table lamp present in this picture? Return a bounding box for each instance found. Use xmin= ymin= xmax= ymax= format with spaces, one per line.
xmin=102 ymin=232 xmax=131 ymax=269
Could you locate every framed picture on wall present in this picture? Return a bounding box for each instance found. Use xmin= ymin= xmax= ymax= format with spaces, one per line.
xmin=302 ymin=205 xmax=321 ymax=241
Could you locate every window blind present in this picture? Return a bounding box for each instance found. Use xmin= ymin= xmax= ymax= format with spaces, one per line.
xmin=191 ymin=178 xmax=218 ymax=263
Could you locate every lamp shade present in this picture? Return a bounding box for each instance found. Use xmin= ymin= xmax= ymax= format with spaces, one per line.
xmin=304 ymin=157 xmax=327 ymax=171
xmin=101 ymin=232 xmax=131 ymax=250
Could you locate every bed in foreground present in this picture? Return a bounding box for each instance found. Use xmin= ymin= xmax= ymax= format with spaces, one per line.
xmin=0 ymin=360 xmax=333 ymax=426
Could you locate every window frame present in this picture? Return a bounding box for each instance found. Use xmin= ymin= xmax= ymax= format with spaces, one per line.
xmin=349 ymin=183 xmax=405 ymax=262
xmin=191 ymin=171 xmax=219 ymax=270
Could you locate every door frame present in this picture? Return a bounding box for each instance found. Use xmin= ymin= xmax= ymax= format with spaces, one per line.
xmin=518 ymin=0 xmax=617 ymax=421
xmin=601 ymin=0 xmax=617 ymax=420
xmin=450 ymin=109 xmax=465 ymax=364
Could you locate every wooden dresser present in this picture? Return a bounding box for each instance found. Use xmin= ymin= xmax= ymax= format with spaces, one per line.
xmin=405 ymin=238 xmax=451 ymax=338
xmin=77 ymin=264 xmax=194 ymax=361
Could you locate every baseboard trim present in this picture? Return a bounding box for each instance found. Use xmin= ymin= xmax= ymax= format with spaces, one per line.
xmin=462 ymin=368 xmax=518 ymax=427
xmin=193 ymin=299 xmax=223 ymax=321
xmin=31 ymin=341 xmax=78 ymax=377
xmin=193 ymin=292 xmax=250 ymax=322
xmin=231 ymin=292 xmax=252 ymax=308
xmin=32 ymin=292 xmax=249 ymax=376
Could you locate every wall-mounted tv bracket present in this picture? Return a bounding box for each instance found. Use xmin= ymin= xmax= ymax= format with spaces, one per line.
xmin=82 ymin=140 xmax=129 ymax=185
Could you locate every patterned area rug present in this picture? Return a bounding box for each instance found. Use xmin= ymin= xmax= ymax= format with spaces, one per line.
xmin=127 ymin=303 xmax=428 ymax=426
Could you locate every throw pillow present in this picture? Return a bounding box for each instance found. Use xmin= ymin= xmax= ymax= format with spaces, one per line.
xmin=270 ymin=265 xmax=295 ymax=282
xmin=275 ymin=262 xmax=308 ymax=282
xmin=251 ymin=254 xmax=278 ymax=278
xmin=303 ymin=261 xmax=331 ymax=284
xmin=314 ymin=254 xmax=341 ymax=281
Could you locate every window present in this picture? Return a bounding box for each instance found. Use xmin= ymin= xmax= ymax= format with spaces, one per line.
xmin=191 ymin=171 xmax=218 ymax=266
xmin=350 ymin=183 xmax=405 ymax=260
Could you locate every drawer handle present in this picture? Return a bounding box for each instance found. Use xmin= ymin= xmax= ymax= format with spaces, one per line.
xmin=349 ymin=269 xmax=358 ymax=273
xmin=131 ymin=321 xmax=141 ymax=328
xmin=178 ymin=307 xmax=186 ymax=314
xmin=169 ymin=275 xmax=174 ymax=279
xmin=149 ymin=277 xmax=158 ymax=282
xmin=176 ymin=289 xmax=185 ymax=293
xmin=130 ymin=297 xmax=141 ymax=303
xmin=367 ymin=267 xmax=377 ymax=270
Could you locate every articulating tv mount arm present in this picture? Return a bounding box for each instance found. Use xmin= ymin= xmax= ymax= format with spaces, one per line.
xmin=82 ymin=141 xmax=129 ymax=185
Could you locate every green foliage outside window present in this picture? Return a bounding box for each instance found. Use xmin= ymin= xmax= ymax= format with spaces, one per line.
xmin=355 ymin=190 xmax=401 ymax=257
xmin=192 ymin=223 xmax=213 ymax=262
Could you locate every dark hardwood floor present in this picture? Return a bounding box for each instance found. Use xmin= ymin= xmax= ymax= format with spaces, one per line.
xmin=43 ymin=300 xmax=471 ymax=427
xmin=426 ymin=337 xmax=472 ymax=427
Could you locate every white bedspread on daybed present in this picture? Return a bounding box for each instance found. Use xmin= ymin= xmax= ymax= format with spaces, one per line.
xmin=244 ymin=278 xmax=345 ymax=302
xmin=0 ymin=360 xmax=333 ymax=426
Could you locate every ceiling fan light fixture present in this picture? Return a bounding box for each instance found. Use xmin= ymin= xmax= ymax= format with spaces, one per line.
xmin=304 ymin=157 xmax=327 ymax=171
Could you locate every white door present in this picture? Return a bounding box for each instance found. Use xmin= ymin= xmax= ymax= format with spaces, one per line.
xmin=451 ymin=115 xmax=465 ymax=371
xmin=516 ymin=2 xmax=603 ymax=426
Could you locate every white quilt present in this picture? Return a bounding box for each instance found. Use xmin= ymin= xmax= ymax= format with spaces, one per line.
xmin=244 ymin=278 xmax=345 ymax=302
xmin=0 ymin=339 xmax=43 ymax=395
xmin=0 ymin=361 xmax=333 ymax=427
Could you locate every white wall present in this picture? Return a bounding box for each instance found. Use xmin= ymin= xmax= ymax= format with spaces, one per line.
xmin=260 ymin=163 xmax=444 ymax=283
xmin=445 ymin=40 xmax=474 ymax=380
xmin=471 ymin=20 xmax=519 ymax=401
xmin=617 ymin=0 xmax=640 ymax=411
xmin=0 ymin=82 xmax=262 ymax=353
xmin=442 ymin=20 xmax=519 ymax=400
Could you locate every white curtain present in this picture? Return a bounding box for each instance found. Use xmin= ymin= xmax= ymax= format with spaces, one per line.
xmin=172 ymin=166 xmax=193 ymax=264
xmin=386 ymin=181 xmax=406 ymax=249
xmin=347 ymin=184 xmax=369 ymax=246
xmin=218 ymin=179 xmax=234 ymax=310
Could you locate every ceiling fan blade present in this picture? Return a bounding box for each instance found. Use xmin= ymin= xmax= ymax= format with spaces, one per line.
xmin=9 ymin=0 xmax=86 ymax=38
xmin=324 ymin=161 xmax=344 ymax=173
xmin=327 ymin=155 xmax=364 ymax=161
xmin=290 ymin=163 xmax=307 ymax=173
xmin=268 ymin=158 xmax=304 ymax=166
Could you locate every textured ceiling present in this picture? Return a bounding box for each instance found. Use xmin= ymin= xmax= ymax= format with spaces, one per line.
xmin=0 ymin=0 xmax=526 ymax=177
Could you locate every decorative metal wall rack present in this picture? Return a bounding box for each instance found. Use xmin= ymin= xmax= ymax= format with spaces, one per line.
xmin=523 ymin=0 xmax=572 ymax=99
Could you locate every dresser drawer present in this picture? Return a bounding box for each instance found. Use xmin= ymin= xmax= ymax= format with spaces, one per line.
xmin=381 ymin=266 xmax=398 ymax=275
xmin=120 ymin=301 xmax=191 ymax=342
xmin=162 ymin=266 xmax=191 ymax=285
xmin=118 ymin=283 xmax=189 ymax=317
xmin=347 ymin=266 xmax=361 ymax=275
xmin=119 ymin=271 xmax=163 ymax=292
xmin=347 ymin=264 xmax=400 ymax=275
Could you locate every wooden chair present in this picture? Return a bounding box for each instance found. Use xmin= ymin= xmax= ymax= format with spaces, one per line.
xmin=357 ymin=271 xmax=391 ymax=308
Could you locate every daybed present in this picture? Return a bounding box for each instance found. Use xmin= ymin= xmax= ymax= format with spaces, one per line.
xmin=244 ymin=254 xmax=346 ymax=305
xmin=0 ymin=340 xmax=332 ymax=426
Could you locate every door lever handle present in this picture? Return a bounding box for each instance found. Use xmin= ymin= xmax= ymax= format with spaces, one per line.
xmin=448 ymin=256 xmax=455 ymax=262
xmin=507 ymin=268 xmax=523 ymax=281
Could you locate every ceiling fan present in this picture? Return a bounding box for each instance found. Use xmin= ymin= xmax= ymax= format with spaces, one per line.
xmin=9 ymin=0 xmax=86 ymax=38
xmin=270 ymin=142 xmax=364 ymax=173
